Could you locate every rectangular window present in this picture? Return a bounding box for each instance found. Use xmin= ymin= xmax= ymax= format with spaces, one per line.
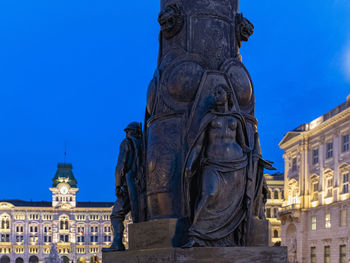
xmin=313 ymin=149 xmax=319 ymax=164
xmin=343 ymin=173 xmax=349 ymax=194
xmin=310 ymin=247 xmax=316 ymax=263
xmin=326 ymin=178 xmax=333 ymax=197
xmin=292 ymin=158 xmax=297 ymax=171
xmin=325 ymin=213 xmax=331 ymax=228
xmin=266 ymin=208 xmax=271 ymax=218
xmin=324 ymin=246 xmax=330 ymax=263
xmin=90 ymin=236 xmax=94 ymax=242
xmin=312 ymin=182 xmax=319 ymax=201
xmin=340 ymin=245 xmax=346 ymax=263
xmin=343 ymin=134 xmax=349 ymax=152
xmin=311 ymin=216 xmax=317 ymax=230
xmin=1 ymin=234 xmax=10 ymax=242
xmin=326 ymin=142 xmax=333 ymax=159
xmin=340 ymin=209 xmax=347 ymax=227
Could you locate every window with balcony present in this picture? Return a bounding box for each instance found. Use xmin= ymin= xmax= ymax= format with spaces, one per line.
xmin=325 ymin=213 xmax=331 ymax=228
xmin=90 ymin=236 xmax=98 ymax=242
xmin=0 ymin=216 xmax=10 ymax=230
xmin=312 ymin=182 xmax=319 ymax=201
xmin=326 ymin=177 xmax=333 ymax=197
xmin=44 ymin=235 xmax=52 ymax=243
xmin=312 ymin=149 xmax=319 ymax=164
xmin=311 ymin=216 xmax=317 ymax=230
xmin=342 ymin=173 xmax=349 ymax=194
xmin=60 ymin=220 xmax=69 ymax=230
xmin=77 ymin=236 xmax=85 ymax=243
xmin=29 ymin=236 xmax=38 ymax=243
xmin=104 ymin=235 xmax=111 ymax=242
xmin=343 ymin=134 xmax=349 ymax=153
xmin=1 ymin=234 xmax=10 ymax=242
xmin=326 ymin=142 xmax=333 ymax=159
xmin=59 ymin=234 xmax=69 ymax=242
xmin=16 ymin=235 xmax=23 ymax=242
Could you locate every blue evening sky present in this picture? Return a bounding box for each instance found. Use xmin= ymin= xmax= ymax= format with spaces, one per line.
xmin=0 ymin=0 xmax=349 ymax=202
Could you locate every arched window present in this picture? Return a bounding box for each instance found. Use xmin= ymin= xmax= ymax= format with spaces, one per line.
xmin=15 ymin=258 xmax=24 ymax=263
xmin=29 ymin=256 xmax=39 ymax=263
xmin=59 ymin=215 xmax=69 ymax=230
xmin=61 ymin=256 xmax=69 ymax=263
xmin=267 ymin=190 xmax=271 ymax=199
xmin=274 ymin=190 xmax=279 ymax=199
xmin=1 ymin=256 xmax=10 ymax=263
xmin=90 ymin=256 xmax=99 ymax=263
xmin=0 ymin=215 xmax=10 ymax=230
xmin=273 ymin=229 xmax=279 ymax=238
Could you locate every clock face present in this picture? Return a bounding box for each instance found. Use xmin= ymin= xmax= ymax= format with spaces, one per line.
xmin=60 ymin=186 xmax=69 ymax=195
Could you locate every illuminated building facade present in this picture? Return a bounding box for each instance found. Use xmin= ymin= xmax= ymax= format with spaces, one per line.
xmin=279 ymin=95 xmax=350 ymax=263
xmin=0 ymin=163 xmax=116 ymax=263
xmin=265 ymin=173 xmax=284 ymax=246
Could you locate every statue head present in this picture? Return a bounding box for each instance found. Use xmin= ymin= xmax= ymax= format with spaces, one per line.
xmin=158 ymin=4 xmax=184 ymax=40
xmin=235 ymin=13 xmax=254 ymax=47
xmin=213 ymin=84 xmax=235 ymax=110
xmin=124 ymin=122 xmax=142 ymax=139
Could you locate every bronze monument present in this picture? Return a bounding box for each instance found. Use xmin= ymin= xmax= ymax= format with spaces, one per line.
xmin=103 ymin=0 xmax=287 ymax=261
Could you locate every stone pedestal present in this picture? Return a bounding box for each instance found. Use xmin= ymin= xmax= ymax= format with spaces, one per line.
xmin=103 ymin=247 xmax=287 ymax=263
xmin=103 ymin=219 xmax=287 ymax=263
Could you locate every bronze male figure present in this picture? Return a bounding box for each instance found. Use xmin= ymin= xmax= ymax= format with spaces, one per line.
xmin=103 ymin=122 xmax=143 ymax=252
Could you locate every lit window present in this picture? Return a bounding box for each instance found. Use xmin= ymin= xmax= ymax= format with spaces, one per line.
xmin=324 ymin=246 xmax=330 ymax=263
xmin=325 ymin=213 xmax=331 ymax=228
xmin=343 ymin=135 xmax=349 ymax=152
xmin=340 ymin=209 xmax=347 ymax=227
xmin=313 ymin=149 xmax=319 ymax=164
xmin=312 ymin=182 xmax=319 ymax=201
xmin=310 ymin=247 xmax=316 ymax=263
xmin=326 ymin=178 xmax=333 ymax=197
xmin=343 ymin=173 xmax=349 ymax=194
xmin=311 ymin=216 xmax=317 ymax=230
xmin=326 ymin=142 xmax=333 ymax=159
xmin=0 ymin=216 xmax=10 ymax=230
xmin=340 ymin=245 xmax=346 ymax=263
xmin=266 ymin=208 xmax=271 ymax=218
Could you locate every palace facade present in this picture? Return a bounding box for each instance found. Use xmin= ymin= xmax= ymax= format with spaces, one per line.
xmin=265 ymin=173 xmax=284 ymax=246
xmin=0 ymin=163 xmax=120 ymax=263
xmin=279 ymin=95 xmax=350 ymax=263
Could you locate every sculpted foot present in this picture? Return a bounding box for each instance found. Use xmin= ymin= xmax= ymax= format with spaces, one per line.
xmin=102 ymin=242 xmax=125 ymax=252
xmin=181 ymin=238 xmax=199 ymax=248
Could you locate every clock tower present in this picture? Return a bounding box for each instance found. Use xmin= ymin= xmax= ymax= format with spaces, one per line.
xmin=49 ymin=163 xmax=79 ymax=208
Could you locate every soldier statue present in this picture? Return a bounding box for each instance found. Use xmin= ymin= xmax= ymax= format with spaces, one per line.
xmin=103 ymin=122 xmax=143 ymax=252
